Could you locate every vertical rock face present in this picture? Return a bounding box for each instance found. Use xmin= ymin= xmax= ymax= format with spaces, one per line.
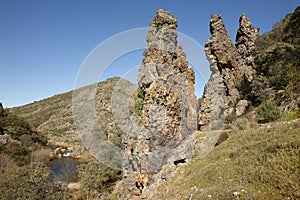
xmin=199 ymin=14 xmax=259 ymax=131
xmin=236 ymin=14 xmax=259 ymax=82
xmin=0 ymin=102 xmax=6 ymax=117
xmin=125 ymin=9 xmax=197 ymax=198
xmin=138 ymin=9 xmax=197 ymax=157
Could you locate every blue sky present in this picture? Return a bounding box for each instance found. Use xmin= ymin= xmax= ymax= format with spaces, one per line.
xmin=0 ymin=0 xmax=298 ymax=108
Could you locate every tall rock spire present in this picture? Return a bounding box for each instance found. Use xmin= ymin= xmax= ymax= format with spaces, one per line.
xmin=236 ymin=14 xmax=259 ymax=82
xmin=199 ymin=14 xmax=259 ymax=131
xmin=125 ymin=9 xmax=197 ymax=198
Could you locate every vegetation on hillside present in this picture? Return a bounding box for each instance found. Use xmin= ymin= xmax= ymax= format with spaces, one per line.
xmin=78 ymin=160 xmax=121 ymax=199
xmin=11 ymin=77 xmax=134 ymax=147
xmin=0 ymin=162 xmax=70 ymax=200
xmin=1 ymin=6 xmax=299 ymax=200
xmin=0 ymin=106 xmax=70 ymax=199
xmin=241 ymin=6 xmax=300 ymax=119
xmin=0 ymin=105 xmax=47 ymax=166
xmin=7 ymin=78 xmax=129 ymax=199
xmin=155 ymin=120 xmax=300 ymax=199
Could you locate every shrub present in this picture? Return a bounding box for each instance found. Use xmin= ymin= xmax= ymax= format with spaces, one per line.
xmin=225 ymin=112 xmax=237 ymax=123
xmin=258 ymin=100 xmax=282 ymax=123
xmin=78 ymin=160 xmax=120 ymax=198
xmin=31 ymin=148 xmax=51 ymax=163
xmin=0 ymin=162 xmax=70 ymax=200
xmin=134 ymin=88 xmax=145 ymax=117
xmin=0 ymin=154 xmax=16 ymax=174
xmin=3 ymin=142 xmax=29 ymax=166
xmin=134 ymin=99 xmax=144 ymax=116
xmin=278 ymin=110 xmax=300 ymax=121
xmin=249 ymin=75 xmax=274 ymax=105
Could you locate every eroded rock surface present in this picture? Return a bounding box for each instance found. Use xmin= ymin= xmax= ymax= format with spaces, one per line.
xmin=199 ymin=14 xmax=259 ymax=130
xmin=123 ymin=9 xmax=197 ymax=199
xmin=0 ymin=102 xmax=6 ymax=117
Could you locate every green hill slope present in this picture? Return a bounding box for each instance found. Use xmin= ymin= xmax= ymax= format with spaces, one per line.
xmin=154 ymin=119 xmax=300 ymax=200
xmin=11 ymin=77 xmax=136 ymax=145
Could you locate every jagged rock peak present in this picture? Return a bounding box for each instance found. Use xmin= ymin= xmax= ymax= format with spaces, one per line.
xmin=0 ymin=102 xmax=5 ymax=117
xmin=150 ymin=9 xmax=177 ymax=29
xmin=144 ymin=9 xmax=187 ymax=67
xmin=199 ymin=14 xmax=259 ymax=131
xmin=209 ymin=15 xmax=230 ymax=37
xmin=236 ymin=14 xmax=259 ymax=57
xmin=138 ymin=8 xmax=197 ymax=157
xmin=205 ymin=14 xmax=240 ymax=73
xmin=124 ymin=9 xmax=197 ymax=199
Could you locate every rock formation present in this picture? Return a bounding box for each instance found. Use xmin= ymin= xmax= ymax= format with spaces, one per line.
xmin=124 ymin=9 xmax=197 ymax=198
xmin=236 ymin=14 xmax=259 ymax=78
xmin=0 ymin=102 xmax=6 ymax=117
xmin=199 ymin=14 xmax=259 ymax=130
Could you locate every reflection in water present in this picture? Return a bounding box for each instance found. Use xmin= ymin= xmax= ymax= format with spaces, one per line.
xmin=50 ymin=158 xmax=78 ymax=183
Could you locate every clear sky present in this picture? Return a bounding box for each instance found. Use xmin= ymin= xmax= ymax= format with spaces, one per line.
xmin=0 ymin=0 xmax=298 ymax=108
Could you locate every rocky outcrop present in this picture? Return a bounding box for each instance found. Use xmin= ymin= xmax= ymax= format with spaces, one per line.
xmin=0 ymin=102 xmax=6 ymax=117
xmin=124 ymin=9 xmax=197 ymax=199
xmin=199 ymin=14 xmax=259 ymax=131
xmin=236 ymin=14 xmax=259 ymax=80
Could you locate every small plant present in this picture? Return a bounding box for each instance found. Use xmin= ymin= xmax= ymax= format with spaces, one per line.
xmin=225 ymin=112 xmax=237 ymax=123
xmin=134 ymin=88 xmax=145 ymax=117
xmin=134 ymin=99 xmax=144 ymax=117
xmin=278 ymin=110 xmax=299 ymax=121
xmin=257 ymin=99 xmax=282 ymax=123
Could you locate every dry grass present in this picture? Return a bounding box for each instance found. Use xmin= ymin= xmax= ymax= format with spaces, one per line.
xmin=155 ymin=119 xmax=300 ymax=200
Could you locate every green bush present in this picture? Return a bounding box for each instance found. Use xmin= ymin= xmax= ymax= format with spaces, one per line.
xmin=0 ymin=154 xmax=16 ymax=174
xmin=78 ymin=160 xmax=120 ymax=198
xmin=0 ymin=162 xmax=70 ymax=200
xmin=253 ymin=7 xmax=300 ymax=112
xmin=279 ymin=110 xmax=300 ymax=121
xmin=134 ymin=88 xmax=145 ymax=117
xmin=134 ymin=99 xmax=144 ymax=116
xmin=248 ymin=75 xmax=274 ymax=105
xmin=225 ymin=112 xmax=237 ymax=123
xmin=3 ymin=142 xmax=30 ymax=166
xmin=258 ymin=100 xmax=282 ymax=123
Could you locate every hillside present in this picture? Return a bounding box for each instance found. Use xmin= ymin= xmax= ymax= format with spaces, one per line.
xmin=152 ymin=119 xmax=300 ymax=199
xmin=11 ymin=77 xmax=136 ymax=145
xmin=0 ymin=103 xmax=47 ymax=166
xmin=3 ymin=6 xmax=300 ymax=200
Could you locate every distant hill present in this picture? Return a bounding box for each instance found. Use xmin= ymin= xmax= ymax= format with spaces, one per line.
xmin=11 ymin=77 xmax=137 ymax=146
